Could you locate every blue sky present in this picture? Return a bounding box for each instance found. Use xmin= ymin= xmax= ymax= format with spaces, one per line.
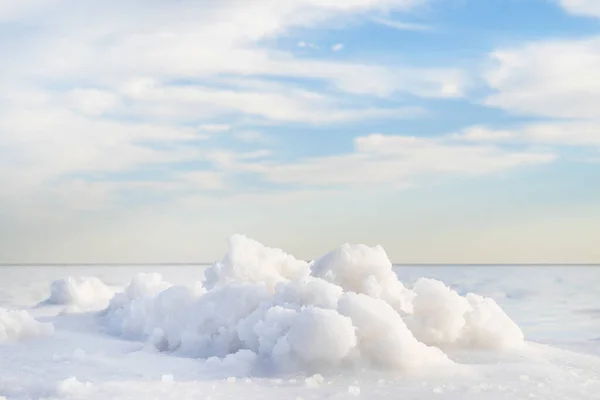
xmin=0 ymin=0 xmax=599 ymax=263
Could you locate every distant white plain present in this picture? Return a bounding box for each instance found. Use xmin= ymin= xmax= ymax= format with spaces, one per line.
xmin=0 ymin=236 xmax=599 ymax=399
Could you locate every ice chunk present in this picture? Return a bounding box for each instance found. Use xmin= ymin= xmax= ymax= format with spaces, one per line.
xmin=45 ymin=276 xmax=114 ymax=311
xmin=338 ymin=293 xmax=450 ymax=370
xmin=311 ymin=243 xmax=414 ymax=313
xmin=287 ymin=307 xmax=357 ymax=366
xmin=348 ymin=385 xmax=361 ymax=396
xmin=409 ymin=278 xmax=524 ymax=349
xmin=0 ymin=307 xmax=53 ymax=342
xmin=305 ymin=374 xmax=324 ymax=388
xmin=204 ymin=234 xmax=310 ymax=291
xmin=56 ymin=377 xmax=92 ymax=398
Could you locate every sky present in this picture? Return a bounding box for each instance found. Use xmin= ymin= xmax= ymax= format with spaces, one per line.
xmin=0 ymin=0 xmax=599 ymax=264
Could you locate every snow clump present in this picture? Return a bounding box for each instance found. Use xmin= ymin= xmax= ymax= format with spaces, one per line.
xmin=102 ymin=234 xmax=524 ymax=375
xmin=44 ymin=276 xmax=115 ymax=312
xmin=0 ymin=308 xmax=53 ymax=342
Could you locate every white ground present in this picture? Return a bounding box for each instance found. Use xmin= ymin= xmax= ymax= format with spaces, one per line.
xmin=1 ymin=236 xmax=599 ymax=400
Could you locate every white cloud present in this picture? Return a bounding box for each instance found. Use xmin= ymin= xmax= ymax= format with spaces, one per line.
xmin=206 ymin=149 xmax=272 ymax=171
xmin=66 ymin=88 xmax=121 ymax=116
xmin=483 ymin=26 xmax=600 ymax=152
xmin=235 ymin=131 xmax=267 ymax=143
xmin=0 ymin=0 xmax=447 ymax=196
xmin=0 ymin=0 xmax=58 ymax=22
xmin=2 ymin=1 xmax=462 ymax=100
xmin=113 ymin=79 xmax=424 ymax=123
xmin=0 ymin=102 xmax=205 ymax=206
xmin=452 ymin=123 xmax=600 ymax=147
xmin=485 ymin=36 xmax=600 ymax=119
xmin=0 ymin=0 xmax=530 ymax=264
xmin=558 ymin=0 xmax=600 ymax=18
xmin=178 ymin=171 xmax=225 ymax=190
xmin=250 ymin=134 xmax=555 ymax=187
xmin=298 ymin=41 xmax=319 ymax=49
xmin=332 ymin=43 xmax=344 ymax=51
xmin=451 ymin=126 xmax=515 ymax=142
xmin=198 ymin=124 xmax=231 ymax=133
xmin=372 ymin=17 xmax=433 ymax=32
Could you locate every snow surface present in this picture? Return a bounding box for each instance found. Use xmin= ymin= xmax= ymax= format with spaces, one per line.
xmin=1 ymin=235 xmax=599 ymax=399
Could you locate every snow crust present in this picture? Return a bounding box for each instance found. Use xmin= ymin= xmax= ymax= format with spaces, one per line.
xmin=0 ymin=307 xmax=53 ymax=342
xmin=102 ymin=234 xmax=524 ymax=373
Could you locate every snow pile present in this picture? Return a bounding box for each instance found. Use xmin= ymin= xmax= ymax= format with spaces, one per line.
xmin=204 ymin=234 xmax=310 ymax=291
xmin=45 ymin=276 xmax=115 ymax=312
xmin=103 ymin=273 xmax=174 ymax=339
xmin=311 ymin=244 xmax=414 ymax=313
xmin=55 ymin=377 xmax=92 ymax=398
xmin=102 ymin=234 xmax=524 ymax=374
xmin=337 ymin=293 xmax=448 ymax=368
xmin=0 ymin=308 xmax=54 ymax=342
xmin=409 ymin=278 xmax=524 ymax=349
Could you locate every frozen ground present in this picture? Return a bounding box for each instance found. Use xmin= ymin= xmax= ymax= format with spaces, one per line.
xmin=0 ymin=235 xmax=599 ymax=400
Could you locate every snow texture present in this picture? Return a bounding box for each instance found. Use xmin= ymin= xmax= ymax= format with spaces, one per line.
xmin=102 ymin=235 xmax=522 ymax=373
xmin=0 ymin=307 xmax=53 ymax=342
xmin=44 ymin=276 xmax=115 ymax=312
xmin=409 ymin=278 xmax=525 ymax=349
xmin=1 ymin=249 xmax=600 ymax=400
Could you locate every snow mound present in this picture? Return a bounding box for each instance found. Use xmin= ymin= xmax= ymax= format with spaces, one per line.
xmin=45 ymin=276 xmax=115 ymax=312
xmin=409 ymin=278 xmax=524 ymax=349
xmin=102 ymin=235 xmax=524 ymax=374
xmin=338 ymin=293 xmax=448 ymax=369
xmin=56 ymin=377 xmax=92 ymax=398
xmin=0 ymin=307 xmax=54 ymax=342
xmin=204 ymin=234 xmax=310 ymax=291
xmin=311 ymin=243 xmax=414 ymax=313
xmin=103 ymin=273 xmax=175 ymax=339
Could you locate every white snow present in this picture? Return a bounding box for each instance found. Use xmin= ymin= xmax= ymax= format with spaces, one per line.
xmin=286 ymin=307 xmax=357 ymax=366
xmin=409 ymin=278 xmax=524 ymax=349
xmin=204 ymin=234 xmax=310 ymax=291
xmin=56 ymin=377 xmax=92 ymax=398
xmin=337 ymin=292 xmax=450 ymax=370
xmin=348 ymin=385 xmax=361 ymax=396
xmin=305 ymin=374 xmax=324 ymax=388
xmin=311 ymin=243 xmax=414 ymax=313
xmin=1 ymin=236 xmax=600 ymax=400
xmin=101 ymin=237 xmax=520 ymax=374
xmin=44 ymin=276 xmax=115 ymax=312
xmin=0 ymin=307 xmax=53 ymax=342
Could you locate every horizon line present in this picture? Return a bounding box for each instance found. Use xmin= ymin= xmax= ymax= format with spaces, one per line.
xmin=1 ymin=262 xmax=598 ymax=267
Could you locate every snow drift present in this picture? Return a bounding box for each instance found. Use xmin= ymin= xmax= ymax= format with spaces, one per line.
xmin=102 ymin=234 xmax=524 ymax=374
xmin=44 ymin=276 xmax=115 ymax=312
xmin=0 ymin=308 xmax=53 ymax=342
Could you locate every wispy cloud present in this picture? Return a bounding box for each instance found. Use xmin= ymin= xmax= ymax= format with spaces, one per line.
xmin=0 ymin=0 xmax=458 ymax=225
xmin=557 ymin=0 xmax=600 ymax=18
xmin=236 ymin=134 xmax=555 ymax=188
xmin=485 ymin=37 xmax=600 ymax=120
xmin=332 ymin=43 xmax=344 ymax=52
xmin=235 ymin=131 xmax=267 ymax=143
xmin=198 ymin=124 xmax=231 ymax=133
xmin=372 ymin=17 xmax=434 ymax=32
xmin=298 ymin=41 xmax=319 ymax=49
xmin=452 ymin=123 xmax=600 ymax=147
